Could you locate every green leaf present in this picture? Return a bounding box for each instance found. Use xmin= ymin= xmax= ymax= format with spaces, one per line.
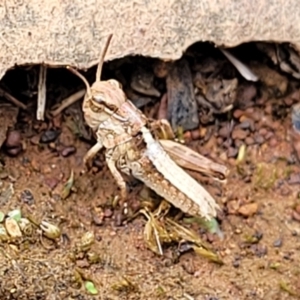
xmin=85 ymin=281 xmax=98 ymax=295
xmin=8 ymin=209 xmax=21 ymax=222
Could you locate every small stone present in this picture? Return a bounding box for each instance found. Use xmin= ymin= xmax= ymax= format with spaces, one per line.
xmin=103 ymin=208 xmax=113 ymax=218
xmin=258 ymin=128 xmax=268 ymax=136
xmin=273 ymin=238 xmax=282 ymax=247
xmin=45 ymin=177 xmax=59 ymax=190
xmin=288 ymin=173 xmax=300 ymax=185
xmin=234 ymin=139 xmax=243 ymax=148
xmin=233 ymin=109 xmax=245 ymax=119
xmin=40 ymin=129 xmax=61 ymax=143
xmin=219 ymin=126 xmax=230 ymax=138
xmin=76 ymin=259 xmax=90 ymax=268
xmin=61 ymin=146 xmax=76 ymax=157
xmin=93 ymin=215 xmax=104 ymax=226
xmin=30 ymin=135 xmax=40 ymax=145
xmin=248 ymin=110 xmax=263 ymax=122
xmin=264 ymin=131 xmax=274 ymax=140
xmin=20 ymin=189 xmax=34 ymax=205
xmin=268 ymin=137 xmax=278 ymax=147
xmin=232 ymin=128 xmax=249 ymax=140
xmin=238 ymin=202 xmax=258 ymax=217
xmin=254 ymin=134 xmax=265 ymax=144
xmin=245 ymin=137 xmax=255 ymax=145
xmin=232 ymin=257 xmax=240 ymax=268
xmin=236 ymin=83 xmax=257 ymax=107
xmin=5 ymin=218 xmax=22 ymax=238
xmin=30 ymin=159 xmax=40 ymax=172
xmin=227 ymin=147 xmax=238 ymax=158
xmin=5 ymin=130 xmax=21 ymax=148
xmin=238 ymin=119 xmax=255 ymax=131
xmin=216 ymin=136 xmax=224 ymax=146
xmin=227 ymin=200 xmax=239 ymax=214
xmin=250 ymin=244 xmax=268 ymax=258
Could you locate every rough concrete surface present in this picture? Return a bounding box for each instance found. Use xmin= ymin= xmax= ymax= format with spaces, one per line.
xmin=0 ymin=0 xmax=300 ymax=79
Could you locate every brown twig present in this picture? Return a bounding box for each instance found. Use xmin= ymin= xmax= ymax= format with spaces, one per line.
xmin=0 ymin=87 xmax=27 ymax=110
xmin=50 ymin=89 xmax=86 ymax=117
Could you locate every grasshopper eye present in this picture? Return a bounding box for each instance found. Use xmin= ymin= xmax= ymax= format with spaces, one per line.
xmin=94 ymin=94 xmax=105 ymax=103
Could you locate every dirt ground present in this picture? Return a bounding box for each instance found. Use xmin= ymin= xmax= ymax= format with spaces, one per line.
xmin=1 ymin=42 xmax=300 ymax=300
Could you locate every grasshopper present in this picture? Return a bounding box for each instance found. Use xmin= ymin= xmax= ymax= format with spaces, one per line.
xmin=67 ymin=34 xmax=226 ymax=220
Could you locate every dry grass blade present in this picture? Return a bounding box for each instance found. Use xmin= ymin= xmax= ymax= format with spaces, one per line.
xmin=160 ymin=139 xmax=228 ymax=181
xmin=36 ymin=65 xmax=47 ymax=120
xmin=220 ymin=49 xmax=259 ymax=82
xmin=61 ymin=169 xmax=74 ymax=200
xmin=192 ymin=245 xmax=224 ymax=265
xmin=140 ymin=208 xmax=171 ymax=255
xmin=165 ymin=218 xmax=223 ymax=264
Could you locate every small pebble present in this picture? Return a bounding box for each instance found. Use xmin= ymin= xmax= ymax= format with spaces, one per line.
xmin=227 ymin=200 xmax=239 ymax=214
xmin=273 ymin=238 xmax=282 ymax=248
xmin=250 ymin=244 xmax=268 ymax=258
xmin=227 ymin=147 xmax=238 ymax=158
xmin=30 ymin=135 xmax=40 ymax=145
xmin=238 ymin=202 xmax=258 ymax=217
xmin=219 ymin=126 xmax=231 ymax=138
xmin=233 ymin=109 xmax=245 ymax=119
xmin=104 ymin=208 xmax=113 ymax=218
xmin=232 ymin=257 xmax=240 ymax=268
xmin=258 ymin=128 xmax=268 ymax=136
xmin=45 ymin=177 xmax=59 ymax=190
xmin=61 ymin=146 xmax=76 ymax=157
xmin=40 ymin=129 xmax=61 ymax=143
xmin=268 ymin=137 xmax=278 ymax=147
xmin=237 ymin=83 xmax=257 ymax=103
xmin=234 ymin=139 xmax=243 ymax=148
xmin=254 ymin=134 xmax=265 ymax=144
xmin=288 ymin=173 xmax=300 ymax=185
xmin=232 ymin=128 xmax=249 ymax=140
xmin=245 ymin=137 xmax=255 ymax=145
xmin=264 ymin=131 xmax=274 ymax=140
xmin=248 ymin=109 xmax=263 ymax=122
xmin=5 ymin=130 xmax=21 ymax=148
xmin=190 ymin=129 xmax=201 ymax=140
xmin=93 ymin=215 xmax=104 ymax=226
xmin=216 ymin=137 xmax=223 ymax=146
xmin=238 ymin=119 xmax=255 ymax=131
xmin=20 ymin=189 xmax=34 ymax=205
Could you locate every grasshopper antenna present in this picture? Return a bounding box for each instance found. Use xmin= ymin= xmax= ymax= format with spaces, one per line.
xmin=96 ymin=34 xmax=113 ymax=83
xmin=67 ymin=66 xmax=92 ymax=99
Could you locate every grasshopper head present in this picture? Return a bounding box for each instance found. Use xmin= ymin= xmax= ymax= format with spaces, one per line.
xmin=68 ymin=34 xmax=126 ymax=130
xmin=90 ymin=78 xmax=126 ymax=111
